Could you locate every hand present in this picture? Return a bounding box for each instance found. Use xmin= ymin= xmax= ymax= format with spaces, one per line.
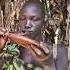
xmin=40 ymin=42 xmax=49 ymax=54
xmin=0 ymin=31 xmax=4 ymax=36
xmin=0 ymin=27 xmax=9 ymax=36
xmin=0 ymin=27 xmax=9 ymax=49
xmin=0 ymin=36 xmax=6 ymax=49
xmin=0 ymin=27 xmax=6 ymax=36
xmin=29 ymin=41 xmax=51 ymax=62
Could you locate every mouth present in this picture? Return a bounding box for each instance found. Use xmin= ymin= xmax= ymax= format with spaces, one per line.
xmin=22 ymin=29 xmax=33 ymax=35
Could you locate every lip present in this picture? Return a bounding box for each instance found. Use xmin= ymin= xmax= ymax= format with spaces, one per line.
xmin=22 ymin=29 xmax=33 ymax=35
xmin=22 ymin=29 xmax=33 ymax=32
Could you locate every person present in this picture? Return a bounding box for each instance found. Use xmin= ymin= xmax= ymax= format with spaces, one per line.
xmin=0 ymin=0 xmax=55 ymax=70
xmin=51 ymin=8 xmax=68 ymax=70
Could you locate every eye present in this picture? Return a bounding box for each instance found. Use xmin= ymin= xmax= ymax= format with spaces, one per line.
xmin=19 ymin=17 xmax=26 ymax=21
xmin=30 ymin=16 xmax=40 ymax=21
xmin=33 ymin=17 xmax=40 ymax=21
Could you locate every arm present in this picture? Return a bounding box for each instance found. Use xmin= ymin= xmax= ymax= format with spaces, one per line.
xmin=5 ymin=32 xmax=40 ymax=48
xmin=5 ymin=33 xmax=51 ymax=61
xmin=0 ymin=36 xmax=7 ymax=49
xmin=0 ymin=30 xmax=51 ymax=61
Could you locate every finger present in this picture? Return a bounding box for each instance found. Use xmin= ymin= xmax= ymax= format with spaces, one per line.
xmin=0 ymin=31 xmax=4 ymax=35
xmin=0 ymin=27 xmax=6 ymax=32
xmin=40 ymin=42 xmax=49 ymax=54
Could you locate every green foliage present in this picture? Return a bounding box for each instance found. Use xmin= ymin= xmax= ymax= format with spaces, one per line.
xmin=2 ymin=44 xmax=43 ymax=70
xmin=6 ymin=44 xmax=20 ymax=56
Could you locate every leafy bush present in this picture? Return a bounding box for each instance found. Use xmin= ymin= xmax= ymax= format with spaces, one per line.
xmin=2 ymin=44 xmax=43 ymax=70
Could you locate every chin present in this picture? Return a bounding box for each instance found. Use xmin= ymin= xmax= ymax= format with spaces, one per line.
xmin=27 ymin=33 xmax=36 ymax=39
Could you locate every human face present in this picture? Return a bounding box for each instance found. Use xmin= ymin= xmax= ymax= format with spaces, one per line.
xmin=19 ymin=6 xmax=44 ymax=38
xmin=52 ymin=13 xmax=61 ymax=26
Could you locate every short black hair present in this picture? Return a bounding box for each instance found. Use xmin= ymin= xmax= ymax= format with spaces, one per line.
xmin=20 ymin=0 xmax=45 ymax=18
xmin=51 ymin=8 xmax=62 ymax=18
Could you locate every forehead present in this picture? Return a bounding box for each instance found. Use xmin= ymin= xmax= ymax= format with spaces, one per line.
xmin=19 ymin=5 xmax=42 ymax=17
xmin=53 ymin=13 xmax=60 ymax=17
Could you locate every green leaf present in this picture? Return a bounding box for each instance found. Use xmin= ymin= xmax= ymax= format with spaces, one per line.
xmin=6 ymin=44 xmax=20 ymax=56
xmin=13 ymin=60 xmax=21 ymax=70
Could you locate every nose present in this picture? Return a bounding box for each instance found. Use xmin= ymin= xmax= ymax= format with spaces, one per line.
xmin=25 ymin=20 xmax=32 ymax=29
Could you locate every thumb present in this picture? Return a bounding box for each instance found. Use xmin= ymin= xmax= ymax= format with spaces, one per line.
xmin=40 ymin=42 xmax=49 ymax=54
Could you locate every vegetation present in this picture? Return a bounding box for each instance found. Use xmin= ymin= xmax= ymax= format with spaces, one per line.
xmin=0 ymin=0 xmax=68 ymax=70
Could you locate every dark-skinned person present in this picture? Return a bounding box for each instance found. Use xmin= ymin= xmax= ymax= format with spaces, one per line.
xmin=51 ymin=8 xmax=68 ymax=70
xmin=0 ymin=0 xmax=55 ymax=70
